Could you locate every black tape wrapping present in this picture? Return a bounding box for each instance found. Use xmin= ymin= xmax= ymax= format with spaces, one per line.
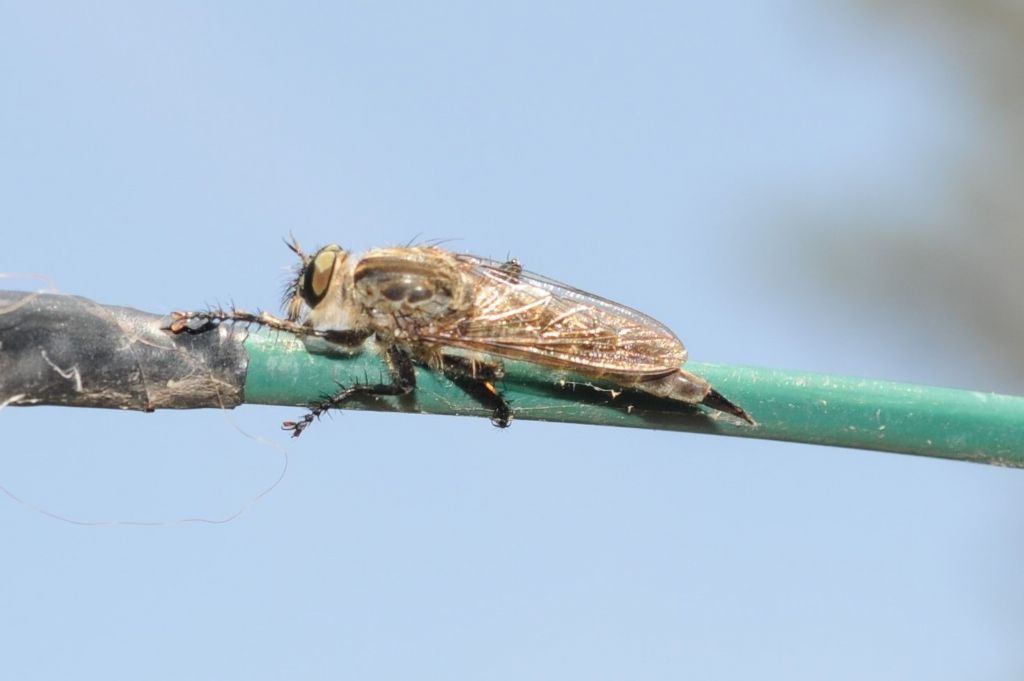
xmin=0 ymin=291 xmax=247 ymax=411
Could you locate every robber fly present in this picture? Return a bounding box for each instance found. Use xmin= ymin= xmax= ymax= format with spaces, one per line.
xmin=170 ymin=240 xmax=753 ymax=435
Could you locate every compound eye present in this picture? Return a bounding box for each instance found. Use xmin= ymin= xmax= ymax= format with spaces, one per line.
xmin=304 ymin=249 xmax=338 ymax=305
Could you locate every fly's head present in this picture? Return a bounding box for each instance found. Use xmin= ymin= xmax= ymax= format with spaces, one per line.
xmin=283 ymin=241 xmax=357 ymax=327
xmin=282 ymin=237 xmax=311 ymax=320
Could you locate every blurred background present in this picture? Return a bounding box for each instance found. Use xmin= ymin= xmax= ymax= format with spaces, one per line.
xmin=2 ymin=2 xmax=1022 ymax=679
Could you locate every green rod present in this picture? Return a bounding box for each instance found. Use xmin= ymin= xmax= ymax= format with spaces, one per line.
xmin=242 ymin=330 xmax=1024 ymax=467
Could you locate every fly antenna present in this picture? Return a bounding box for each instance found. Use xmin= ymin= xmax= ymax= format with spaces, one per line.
xmin=284 ymin=233 xmax=309 ymax=264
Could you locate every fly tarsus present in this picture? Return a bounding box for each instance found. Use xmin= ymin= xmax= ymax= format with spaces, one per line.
xmin=283 ymin=345 xmax=417 ymax=437
xmin=495 ymin=257 xmax=523 ymax=284
xmin=485 ymin=383 xmax=514 ymax=428
xmin=440 ymin=355 xmax=514 ymax=428
xmin=501 ymin=257 xmax=523 ymax=276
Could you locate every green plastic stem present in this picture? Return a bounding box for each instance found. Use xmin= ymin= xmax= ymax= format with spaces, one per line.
xmin=242 ymin=330 xmax=1024 ymax=467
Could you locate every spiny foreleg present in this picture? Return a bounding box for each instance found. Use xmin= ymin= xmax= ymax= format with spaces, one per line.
xmin=165 ymin=307 xmax=371 ymax=346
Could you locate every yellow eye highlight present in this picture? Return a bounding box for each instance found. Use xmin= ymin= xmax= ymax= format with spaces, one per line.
xmin=310 ymin=251 xmax=337 ymax=299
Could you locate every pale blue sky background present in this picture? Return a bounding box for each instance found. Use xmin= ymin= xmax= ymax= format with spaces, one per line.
xmin=2 ymin=3 xmax=1022 ymax=679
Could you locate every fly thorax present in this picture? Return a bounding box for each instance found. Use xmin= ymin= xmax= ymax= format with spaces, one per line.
xmin=351 ymin=251 xmax=469 ymax=323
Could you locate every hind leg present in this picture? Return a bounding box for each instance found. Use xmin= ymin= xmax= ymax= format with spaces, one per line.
xmin=438 ymin=355 xmax=514 ymax=427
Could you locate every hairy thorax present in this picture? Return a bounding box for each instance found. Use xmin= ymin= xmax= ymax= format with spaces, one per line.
xmin=350 ymin=247 xmax=475 ymax=341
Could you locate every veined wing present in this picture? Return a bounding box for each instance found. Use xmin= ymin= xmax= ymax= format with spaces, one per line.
xmin=414 ymin=255 xmax=688 ymax=376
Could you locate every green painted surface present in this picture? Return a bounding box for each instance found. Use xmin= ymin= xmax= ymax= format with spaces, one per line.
xmin=243 ymin=330 xmax=1024 ymax=467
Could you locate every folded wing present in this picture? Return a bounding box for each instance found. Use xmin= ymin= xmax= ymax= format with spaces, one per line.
xmin=412 ymin=255 xmax=688 ymax=377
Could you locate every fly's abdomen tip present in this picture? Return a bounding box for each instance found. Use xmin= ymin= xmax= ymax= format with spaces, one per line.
xmin=702 ymin=387 xmax=756 ymax=426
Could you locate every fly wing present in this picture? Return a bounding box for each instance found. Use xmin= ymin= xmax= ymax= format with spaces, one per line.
xmin=412 ymin=255 xmax=688 ymax=377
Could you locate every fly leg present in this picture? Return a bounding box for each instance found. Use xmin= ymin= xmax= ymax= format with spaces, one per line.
xmin=165 ymin=308 xmax=370 ymax=346
xmin=498 ymin=258 xmax=523 ymax=283
xmin=283 ymin=345 xmax=417 ymax=437
xmin=439 ymin=355 xmax=514 ymax=428
xmin=166 ymin=308 xmax=309 ymax=336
